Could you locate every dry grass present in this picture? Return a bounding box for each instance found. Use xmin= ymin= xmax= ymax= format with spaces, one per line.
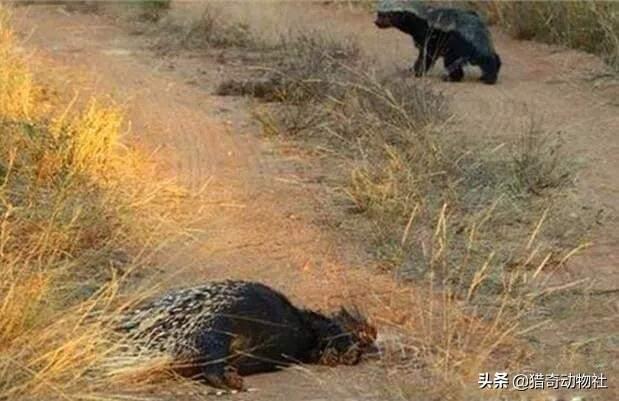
xmin=0 ymin=9 xmax=34 ymax=120
xmin=0 ymin=6 xmax=202 ymax=400
xmin=305 ymin=209 xmax=571 ymax=401
xmin=131 ymin=0 xmax=171 ymax=22
xmin=47 ymin=0 xmax=172 ymax=22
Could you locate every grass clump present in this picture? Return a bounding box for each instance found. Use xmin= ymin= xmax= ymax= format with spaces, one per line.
xmin=150 ymin=4 xmax=262 ymax=53
xmin=0 ymin=6 xmax=198 ymax=399
xmin=218 ymin=32 xmax=362 ymax=107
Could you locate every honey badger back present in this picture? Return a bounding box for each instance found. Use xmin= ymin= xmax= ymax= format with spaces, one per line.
xmin=374 ymin=0 xmax=501 ymax=84
xmin=118 ymin=280 xmax=377 ymax=390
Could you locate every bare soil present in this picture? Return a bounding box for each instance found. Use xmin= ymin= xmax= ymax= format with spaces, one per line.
xmin=10 ymin=2 xmax=618 ymax=400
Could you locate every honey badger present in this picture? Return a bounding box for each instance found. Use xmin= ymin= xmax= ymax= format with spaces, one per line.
xmin=374 ymin=0 xmax=501 ymax=84
xmin=117 ymin=280 xmax=377 ymax=390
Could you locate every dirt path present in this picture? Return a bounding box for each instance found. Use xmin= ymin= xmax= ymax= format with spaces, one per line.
xmin=10 ymin=2 xmax=618 ymax=400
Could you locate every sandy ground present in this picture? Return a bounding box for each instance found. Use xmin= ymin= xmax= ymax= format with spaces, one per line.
xmin=9 ymin=2 xmax=618 ymax=400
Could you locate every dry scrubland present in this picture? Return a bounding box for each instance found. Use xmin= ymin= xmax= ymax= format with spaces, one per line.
xmin=0 ymin=1 xmax=616 ymax=401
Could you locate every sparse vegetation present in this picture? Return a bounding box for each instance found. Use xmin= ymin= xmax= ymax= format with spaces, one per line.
xmin=60 ymin=0 xmax=171 ymax=22
xmin=127 ymin=0 xmax=171 ymax=22
xmin=0 ymin=6 xmax=199 ymax=399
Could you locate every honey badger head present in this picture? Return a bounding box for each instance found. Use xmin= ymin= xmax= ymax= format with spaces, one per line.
xmin=304 ymin=307 xmax=377 ymax=366
xmin=374 ymin=11 xmax=397 ymax=29
xmin=374 ymin=0 xmax=428 ymax=29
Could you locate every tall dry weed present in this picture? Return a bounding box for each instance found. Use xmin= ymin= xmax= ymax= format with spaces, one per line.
xmin=0 ymin=8 xmax=34 ymax=120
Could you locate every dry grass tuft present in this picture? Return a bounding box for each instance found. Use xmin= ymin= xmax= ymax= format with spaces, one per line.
xmin=131 ymin=0 xmax=171 ymax=22
xmin=0 ymin=6 xmax=202 ymax=399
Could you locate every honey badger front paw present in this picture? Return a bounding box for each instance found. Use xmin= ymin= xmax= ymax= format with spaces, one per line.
xmin=409 ymin=64 xmax=424 ymax=77
xmin=204 ymin=366 xmax=244 ymax=391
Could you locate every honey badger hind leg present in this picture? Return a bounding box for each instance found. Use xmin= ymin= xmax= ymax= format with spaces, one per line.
xmin=442 ymin=52 xmax=466 ymax=82
xmin=478 ymin=53 xmax=501 ymax=85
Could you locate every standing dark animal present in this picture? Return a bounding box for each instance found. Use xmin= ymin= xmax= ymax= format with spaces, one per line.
xmin=374 ymin=0 xmax=501 ymax=84
xmin=117 ymin=280 xmax=377 ymax=391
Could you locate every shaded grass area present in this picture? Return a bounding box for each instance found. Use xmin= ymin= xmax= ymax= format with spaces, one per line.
xmin=0 ymin=6 xmax=203 ymax=400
